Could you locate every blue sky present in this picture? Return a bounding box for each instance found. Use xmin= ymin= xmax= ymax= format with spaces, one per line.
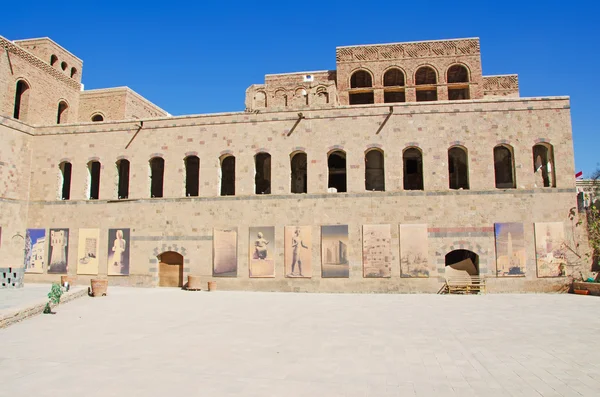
xmin=3 ymin=0 xmax=598 ymax=175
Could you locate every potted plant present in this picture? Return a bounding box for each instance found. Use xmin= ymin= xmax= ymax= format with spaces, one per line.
xmin=43 ymin=283 xmax=63 ymax=314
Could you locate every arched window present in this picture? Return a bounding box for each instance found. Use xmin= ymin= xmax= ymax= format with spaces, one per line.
xmin=447 ymin=64 xmax=470 ymax=100
xmin=70 ymin=67 xmax=77 ymax=78
xmin=185 ymin=156 xmax=200 ymax=197
xmin=254 ymin=91 xmax=267 ymax=108
xmin=365 ymin=149 xmax=384 ymax=191
xmin=383 ymin=68 xmax=406 ymax=103
xmin=328 ymin=150 xmax=346 ymax=193
xmin=255 ymin=152 xmax=271 ymax=194
xmin=116 ymin=159 xmax=130 ymax=199
xmin=57 ymin=101 xmax=68 ymax=124
xmin=532 ymin=143 xmax=556 ymax=188
xmin=50 ymin=55 xmax=58 ymax=66
xmin=415 ymin=66 xmax=438 ymax=102
xmin=273 ymin=90 xmax=287 ymax=108
xmin=220 ymin=155 xmax=235 ymax=196
xmin=290 ymin=152 xmax=307 ymax=194
xmin=349 ymin=70 xmax=374 ymax=105
xmin=448 ymin=147 xmax=469 ymax=190
xmin=61 ymin=61 xmax=67 ymax=71
xmin=403 ymin=148 xmax=423 ymax=190
xmin=315 ymin=87 xmax=329 ymax=105
xmin=88 ymin=161 xmax=101 ymax=200
xmin=494 ymin=145 xmax=515 ymax=188
xmin=59 ymin=162 xmax=72 ymax=200
xmin=91 ymin=114 xmax=104 ymax=122
xmin=13 ymin=80 xmax=30 ymax=120
xmin=150 ymin=157 xmax=165 ymax=198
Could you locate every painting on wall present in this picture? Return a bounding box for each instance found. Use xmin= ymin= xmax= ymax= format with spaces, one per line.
xmin=107 ymin=228 xmax=130 ymax=276
xmin=249 ymin=226 xmax=275 ymax=277
xmin=399 ymin=224 xmax=430 ymax=277
xmin=213 ymin=228 xmax=237 ymax=277
xmin=285 ymin=226 xmax=311 ymax=278
xmin=47 ymin=228 xmax=69 ymax=274
xmin=362 ymin=225 xmax=391 ymax=278
xmin=534 ymin=222 xmax=567 ymax=277
xmin=321 ymin=225 xmax=349 ymax=278
xmin=77 ymin=228 xmax=100 ymax=275
xmin=494 ymin=223 xmax=526 ymax=276
xmin=24 ymin=228 xmax=45 ymax=274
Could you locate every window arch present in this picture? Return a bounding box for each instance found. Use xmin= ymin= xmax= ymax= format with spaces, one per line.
xmin=494 ymin=145 xmax=515 ymax=189
xmin=403 ymin=147 xmax=423 ymax=190
xmin=59 ymin=161 xmax=72 ymax=200
xmin=255 ymin=152 xmax=271 ymax=194
xmin=291 ymin=88 xmax=308 ymax=107
xmin=447 ymin=64 xmax=470 ymax=100
xmin=532 ymin=143 xmax=556 ymax=188
xmin=87 ymin=161 xmax=101 ymax=200
xmin=415 ymin=66 xmax=438 ymax=102
xmin=61 ymin=61 xmax=68 ymax=71
xmin=149 ymin=157 xmax=165 ymax=198
xmin=349 ymin=70 xmax=374 ymax=105
xmin=328 ymin=150 xmax=347 ymax=193
xmin=185 ymin=155 xmax=200 ymax=197
xmin=220 ymin=155 xmax=235 ymax=196
xmin=365 ymin=149 xmax=385 ymax=191
xmin=91 ymin=113 xmax=104 ymax=122
xmin=254 ymin=91 xmax=267 ymax=108
xmin=57 ymin=101 xmax=69 ymax=124
xmin=70 ymin=67 xmax=77 ymax=79
xmin=50 ymin=55 xmax=58 ymax=66
xmin=290 ymin=151 xmax=307 ymax=194
xmin=13 ymin=80 xmax=30 ymax=121
xmin=383 ymin=68 xmax=406 ymax=103
xmin=273 ymin=89 xmax=288 ymax=108
xmin=448 ymin=146 xmax=469 ymax=190
xmin=116 ymin=159 xmax=130 ymax=199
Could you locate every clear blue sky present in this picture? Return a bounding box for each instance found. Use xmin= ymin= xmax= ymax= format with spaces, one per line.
xmin=3 ymin=0 xmax=598 ymax=175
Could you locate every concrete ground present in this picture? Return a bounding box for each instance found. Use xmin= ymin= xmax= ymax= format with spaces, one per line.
xmin=1 ymin=289 xmax=599 ymax=397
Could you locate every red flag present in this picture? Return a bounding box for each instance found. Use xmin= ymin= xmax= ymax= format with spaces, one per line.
xmin=576 ymin=171 xmax=583 ymax=178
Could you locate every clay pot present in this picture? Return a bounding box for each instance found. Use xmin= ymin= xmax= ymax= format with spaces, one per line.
xmin=574 ymin=289 xmax=590 ymax=295
xmin=61 ymin=275 xmax=75 ymax=286
xmin=90 ymin=279 xmax=108 ymax=297
xmin=207 ymin=281 xmax=217 ymax=292
xmin=187 ymin=275 xmax=202 ymax=290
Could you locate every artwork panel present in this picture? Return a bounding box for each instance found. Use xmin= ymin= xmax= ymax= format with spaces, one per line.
xmin=362 ymin=224 xmax=392 ymax=278
xmin=284 ymin=226 xmax=312 ymax=278
xmin=77 ymin=228 xmax=100 ymax=275
xmin=213 ymin=228 xmax=237 ymax=277
xmin=399 ymin=224 xmax=430 ymax=278
xmin=321 ymin=225 xmax=349 ymax=278
xmin=249 ymin=226 xmax=275 ymax=278
xmin=534 ymin=222 xmax=566 ymax=278
xmin=48 ymin=228 xmax=69 ymax=274
xmin=107 ymin=228 xmax=130 ymax=276
xmin=24 ymin=228 xmax=45 ymax=274
xmin=494 ymin=223 xmax=526 ymax=277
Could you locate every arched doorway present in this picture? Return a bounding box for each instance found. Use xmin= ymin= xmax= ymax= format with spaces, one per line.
xmin=158 ymin=251 xmax=184 ymax=287
xmin=445 ymin=249 xmax=479 ymax=276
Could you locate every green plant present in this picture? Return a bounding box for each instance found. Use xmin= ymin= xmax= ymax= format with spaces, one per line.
xmin=43 ymin=283 xmax=63 ymax=314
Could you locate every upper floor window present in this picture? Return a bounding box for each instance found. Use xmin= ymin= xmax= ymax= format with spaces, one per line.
xmin=150 ymin=157 xmax=165 ymax=198
xmin=59 ymin=162 xmax=72 ymax=200
xmin=88 ymin=161 xmax=101 ymax=200
xmin=328 ymin=150 xmax=347 ymax=193
xmin=350 ymin=70 xmax=372 ymax=88
xmin=383 ymin=68 xmax=406 ymax=103
xmin=57 ymin=101 xmax=69 ymax=124
xmin=117 ymin=159 xmax=130 ymax=199
xmin=50 ymin=55 xmax=58 ymax=66
xmin=533 ymin=143 xmax=556 ymax=188
xmin=448 ymin=146 xmax=469 ymax=190
xmin=403 ymin=148 xmax=424 ymax=190
xmin=290 ymin=152 xmax=307 ymax=194
xmin=13 ymin=80 xmax=30 ymax=121
xmin=220 ymin=155 xmax=235 ymax=196
xmin=447 ymin=64 xmax=470 ymax=100
xmin=365 ymin=149 xmax=385 ymax=191
xmin=255 ymin=152 xmax=271 ymax=194
xmin=349 ymin=70 xmax=374 ymax=105
xmin=494 ymin=145 xmax=515 ymax=189
xmin=185 ymin=156 xmax=200 ymax=197
xmin=415 ymin=66 xmax=437 ymax=102
xmin=91 ymin=114 xmax=104 ymax=122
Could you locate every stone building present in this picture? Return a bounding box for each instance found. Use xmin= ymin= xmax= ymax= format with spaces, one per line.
xmin=0 ymin=35 xmax=582 ymax=292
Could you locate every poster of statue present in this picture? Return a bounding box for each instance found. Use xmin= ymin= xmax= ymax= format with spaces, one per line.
xmin=494 ymin=223 xmax=526 ymax=276
xmin=213 ymin=228 xmax=237 ymax=277
xmin=77 ymin=228 xmax=100 ymax=275
xmin=249 ymin=226 xmax=275 ymax=277
xmin=47 ymin=228 xmax=69 ymax=274
xmin=285 ymin=226 xmax=311 ymax=278
xmin=362 ymin=225 xmax=391 ymax=278
xmin=107 ymin=228 xmax=130 ymax=276
xmin=24 ymin=228 xmax=45 ymax=274
xmin=399 ymin=224 xmax=430 ymax=277
xmin=321 ymin=225 xmax=349 ymax=278
xmin=534 ymin=222 xmax=566 ymax=277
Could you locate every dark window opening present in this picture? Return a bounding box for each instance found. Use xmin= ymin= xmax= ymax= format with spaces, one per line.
xmin=416 ymin=90 xmax=438 ymax=102
xmin=349 ymin=92 xmax=374 ymax=105
xmin=350 ymin=70 xmax=372 ymax=88
xmin=291 ymin=152 xmax=307 ymax=194
xmin=447 ymin=65 xmax=469 ymax=83
xmin=494 ymin=146 xmax=515 ymax=189
xmin=57 ymin=101 xmax=68 ymax=124
xmin=88 ymin=161 xmax=101 ymax=200
xmin=60 ymin=162 xmax=72 ymax=200
xmin=415 ymin=66 xmax=437 ymax=85
xmin=91 ymin=114 xmax=104 ymax=122
xmin=61 ymin=61 xmax=67 ymax=71
xmin=70 ymin=67 xmax=77 ymax=78
xmin=383 ymin=68 xmax=405 ymax=87
xmin=150 ymin=157 xmax=165 ymax=198
xmin=403 ymin=148 xmax=423 ymax=190
xmin=384 ymin=91 xmax=406 ymax=103
xmin=365 ymin=150 xmax=385 ymax=191
xmin=117 ymin=159 xmax=130 ymax=199
xmin=185 ymin=156 xmax=200 ymax=197
xmin=448 ymin=147 xmax=469 ymax=190
xmin=220 ymin=156 xmax=235 ymax=196
xmin=445 ymin=250 xmax=479 ymax=275
xmin=13 ymin=80 xmax=30 ymax=120
xmin=50 ymin=55 xmax=58 ymax=66
xmin=328 ymin=151 xmax=347 ymax=193
xmin=255 ymin=152 xmax=271 ymax=194
xmin=448 ymin=88 xmax=470 ymax=100
xmin=532 ymin=144 xmax=556 ymax=188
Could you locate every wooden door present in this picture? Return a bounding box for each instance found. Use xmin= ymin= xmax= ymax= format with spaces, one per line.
xmin=158 ymin=252 xmax=183 ymax=287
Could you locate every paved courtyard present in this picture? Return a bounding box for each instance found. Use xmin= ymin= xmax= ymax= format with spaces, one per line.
xmin=1 ymin=288 xmax=599 ymax=396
